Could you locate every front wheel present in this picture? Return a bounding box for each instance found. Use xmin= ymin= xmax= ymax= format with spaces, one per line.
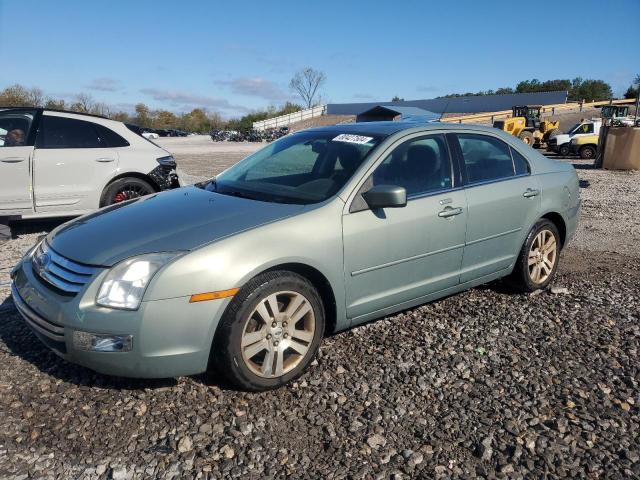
xmin=509 ymin=219 xmax=560 ymax=292
xmin=559 ymin=144 xmax=570 ymax=156
xmin=579 ymin=145 xmax=596 ymax=160
xmin=518 ymin=130 xmax=534 ymax=146
xmin=100 ymin=177 xmax=155 ymax=207
xmin=211 ymin=271 xmax=325 ymax=391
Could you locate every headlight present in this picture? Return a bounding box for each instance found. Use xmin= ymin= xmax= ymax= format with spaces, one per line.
xmin=156 ymin=155 xmax=176 ymax=167
xmin=96 ymin=252 xmax=181 ymax=310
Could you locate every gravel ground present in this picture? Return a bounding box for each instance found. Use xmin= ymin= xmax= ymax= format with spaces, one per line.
xmin=0 ymin=138 xmax=638 ymax=478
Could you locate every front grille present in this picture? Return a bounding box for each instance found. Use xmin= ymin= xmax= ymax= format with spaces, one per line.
xmin=11 ymin=283 xmax=66 ymax=349
xmin=32 ymin=241 xmax=100 ymax=294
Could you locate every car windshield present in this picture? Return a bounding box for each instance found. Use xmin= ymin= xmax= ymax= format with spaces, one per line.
xmin=567 ymin=123 xmax=581 ymax=134
xmin=203 ymin=131 xmax=383 ymax=204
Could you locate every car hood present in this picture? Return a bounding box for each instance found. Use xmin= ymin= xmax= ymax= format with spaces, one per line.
xmin=554 ymin=134 xmax=570 ymax=143
xmin=47 ymin=187 xmax=306 ymax=266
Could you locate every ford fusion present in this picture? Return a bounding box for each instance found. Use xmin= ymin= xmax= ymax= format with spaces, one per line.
xmin=11 ymin=122 xmax=580 ymax=391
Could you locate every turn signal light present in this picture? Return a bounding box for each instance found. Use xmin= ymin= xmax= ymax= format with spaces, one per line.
xmin=190 ymin=288 xmax=239 ymax=303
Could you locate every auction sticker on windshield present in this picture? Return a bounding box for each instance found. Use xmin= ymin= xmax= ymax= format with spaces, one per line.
xmin=332 ymin=134 xmax=374 ymax=144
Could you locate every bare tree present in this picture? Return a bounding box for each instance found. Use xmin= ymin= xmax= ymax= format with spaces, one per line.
xmin=289 ymin=67 xmax=326 ymax=109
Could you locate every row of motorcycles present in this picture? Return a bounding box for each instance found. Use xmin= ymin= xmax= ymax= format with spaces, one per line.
xmin=210 ymin=127 xmax=290 ymax=143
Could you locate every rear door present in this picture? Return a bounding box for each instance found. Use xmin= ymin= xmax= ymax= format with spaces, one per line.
xmin=33 ymin=113 xmax=119 ymax=213
xmin=0 ymin=109 xmax=38 ymax=215
xmin=452 ymin=133 xmax=541 ymax=282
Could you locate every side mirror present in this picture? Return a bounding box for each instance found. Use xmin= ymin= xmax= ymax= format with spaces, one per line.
xmin=362 ymin=185 xmax=407 ymax=209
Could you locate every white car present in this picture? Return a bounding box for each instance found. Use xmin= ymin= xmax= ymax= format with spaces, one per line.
xmin=142 ymin=131 xmax=159 ymax=139
xmin=0 ymin=108 xmax=179 ymax=238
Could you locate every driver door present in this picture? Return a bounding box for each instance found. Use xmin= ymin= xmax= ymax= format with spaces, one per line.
xmin=343 ymin=134 xmax=467 ymax=322
xmin=0 ymin=109 xmax=37 ymax=216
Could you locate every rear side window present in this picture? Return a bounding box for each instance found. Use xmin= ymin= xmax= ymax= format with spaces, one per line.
xmin=37 ymin=116 xmax=104 ymax=149
xmin=372 ymin=135 xmax=452 ymax=196
xmin=456 ymin=134 xmax=515 ymax=184
xmin=94 ymin=123 xmax=129 ymax=147
xmin=510 ymin=147 xmax=531 ymax=175
xmin=0 ymin=109 xmax=36 ymax=147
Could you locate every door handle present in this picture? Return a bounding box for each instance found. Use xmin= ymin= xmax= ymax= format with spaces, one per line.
xmin=438 ymin=206 xmax=463 ymax=218
xmin=96 ymin=157 xmax=115 ymax=163
xmin=523 ymin=188 xmax=540 ymax=198
xmin=0 ymin=156 xmax=25 ymax=163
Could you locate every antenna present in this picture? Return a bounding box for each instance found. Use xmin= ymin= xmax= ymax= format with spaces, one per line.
xmin=438 ymin=96 xmax=453 ymax=122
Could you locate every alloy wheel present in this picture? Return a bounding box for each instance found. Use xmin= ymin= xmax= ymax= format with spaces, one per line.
xmin=528 ymin=229 xmax=557 ymax=284
xmin=112 ymin=183 xmax=152 ymax=203
xmin=240 ymin=291 xmax=316 ymax=378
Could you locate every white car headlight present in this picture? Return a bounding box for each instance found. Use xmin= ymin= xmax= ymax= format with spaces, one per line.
xmin=96 ymin=252 xmax=181 ymax=310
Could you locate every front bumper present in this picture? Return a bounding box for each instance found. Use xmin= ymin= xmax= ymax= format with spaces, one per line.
xmin=11 ymin=257 xmax=229 ymax=378
xmin=149 ymin=164 xmax=180 ymax=191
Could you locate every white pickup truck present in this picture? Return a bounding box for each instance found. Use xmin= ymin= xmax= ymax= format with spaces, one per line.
xmin=547 ymin=119 xmax=602 ymax=156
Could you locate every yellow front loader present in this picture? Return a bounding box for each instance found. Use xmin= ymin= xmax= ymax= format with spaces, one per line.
xmin=493 ymin=105 xmax=560 ymax=147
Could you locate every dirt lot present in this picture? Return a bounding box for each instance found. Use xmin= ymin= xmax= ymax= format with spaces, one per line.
xmin=0 ymin=136 xmax=638 ymax=479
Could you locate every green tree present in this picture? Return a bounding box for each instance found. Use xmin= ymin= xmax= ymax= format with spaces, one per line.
xmin=624 ymin=74 xmax=640 ymax=99
xmin=391 ymin=96 xmax=404 ymax=102
xmin=44 ymin=98 xmax=66 ymax=110
xmin=134 ymin=103 xmax=152 ymax=128
xmin=569 ymin=78 xmax=612 ymax=102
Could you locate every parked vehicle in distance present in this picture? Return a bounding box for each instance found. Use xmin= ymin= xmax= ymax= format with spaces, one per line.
xmin=0 ymin=108 xmax=180 ymax=234
xmin=569 ymin=133 xmax=599 ymax=159
xmin=548 ymin=119 xmax=601 ymax=156
xmin=493 ymin=105 xmax=560 ymax=147
xmin=11 ymin=122 xmax=580 ymax=390
xmin=142 ymin=131 xmax=159 ymax=140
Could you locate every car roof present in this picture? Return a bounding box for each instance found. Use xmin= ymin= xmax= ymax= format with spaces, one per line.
xmin=305 ymin=120 xmax=504 ymax=136
xmin=0 ymin=106 xmax=109 ymax=120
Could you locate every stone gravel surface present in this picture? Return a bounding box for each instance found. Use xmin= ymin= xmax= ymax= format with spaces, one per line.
xmin=0 ymin=142 xmax=638 ymax=478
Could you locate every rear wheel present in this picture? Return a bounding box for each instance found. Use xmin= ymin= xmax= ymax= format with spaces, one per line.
xmin=579 ymin=145 xmax=596 ymax=160
xmin=211 ymin=271 xmax=325 ymax=391
xmin=509 ymin=219 xmax=560 ymax=292
xmin=100 ymin=177 xmax=155 ymax=207
xmin=518 ymin=130 xmax=534 ymax=146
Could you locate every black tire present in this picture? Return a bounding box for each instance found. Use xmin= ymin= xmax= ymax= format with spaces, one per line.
xmin=548 ymin=128 xmax=562 ymax=139
xmin=508 ymin=219 xmax=561 ymax=293
xmin=100 ymin=177 xmax=155 ymax=207
xmin=211 ymin=271 xmax=325 ymax=391
xmin=579 ymin=145 xmax=596 ymax=160
xmin=518 ymin=130 xmax=534 ymax=146
xmin=559 ymin=144 xmax=571 ymax=156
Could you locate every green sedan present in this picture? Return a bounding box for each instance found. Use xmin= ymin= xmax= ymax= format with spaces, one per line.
xmin=11 ymin=121 xmax=580 ymax=391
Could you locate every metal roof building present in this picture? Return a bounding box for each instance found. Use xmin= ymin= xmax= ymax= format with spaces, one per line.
xmin=327 ymin=91 xmax=568 ymax=116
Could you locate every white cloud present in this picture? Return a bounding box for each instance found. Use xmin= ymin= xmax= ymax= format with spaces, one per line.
xmin=215 ymin=77 xmax=292 ymax=102
xmin=139 ymin=88 xmax=250 ymax=113
xmin=86 ymin=77 xmax=121 ymax=92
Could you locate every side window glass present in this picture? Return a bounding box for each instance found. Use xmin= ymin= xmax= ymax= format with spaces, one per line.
xmin=511 ymin=147 xmax=531 ymax=175
xmin=371 ymin=135 xmax=452 ymax=197
xmin=37 ymin=116 xmax=104 ymax=149
xmin=0 ymin=109 xmax=35 ymax=147
xmin=585 ymin=124 xmax=594 ymax=134
xmin=94 ymin=123 xmax=130 ymax=147
xmin=457 ymin=134 xmax=515 ymax=184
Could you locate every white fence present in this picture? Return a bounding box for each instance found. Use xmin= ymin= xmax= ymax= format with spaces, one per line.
xmin=253 ymin=105 xmax=327 ymax=131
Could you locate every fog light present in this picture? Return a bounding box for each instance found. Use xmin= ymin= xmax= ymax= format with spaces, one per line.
xmin=73 ymin=331 xmax=132 ymax=352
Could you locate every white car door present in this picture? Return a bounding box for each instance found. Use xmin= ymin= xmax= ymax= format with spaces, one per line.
xmin=0 ymin=109 xmax=37 ymax=216
xmin=32 ymin=113 xmax=119 ymax=213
